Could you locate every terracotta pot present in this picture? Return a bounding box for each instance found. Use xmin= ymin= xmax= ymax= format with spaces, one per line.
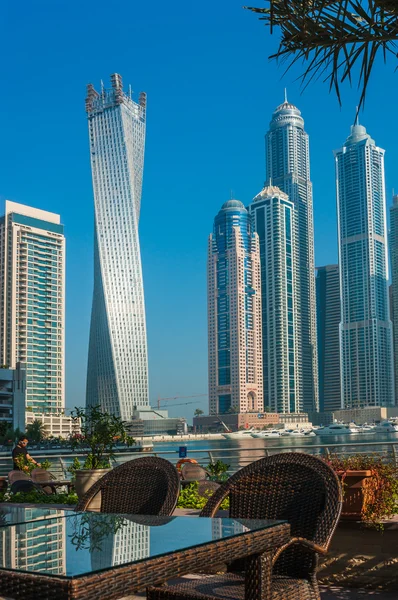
xmin=337 ymin=470 xmax=373 ymax=520
xmin=74 ymin=469 xmax=111 ymax=510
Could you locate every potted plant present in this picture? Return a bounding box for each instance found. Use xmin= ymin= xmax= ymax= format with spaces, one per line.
xmin=69 ymin=406 xmax=135 ymax=508
xmin=324 ymin=453 xmax=398 ymax=527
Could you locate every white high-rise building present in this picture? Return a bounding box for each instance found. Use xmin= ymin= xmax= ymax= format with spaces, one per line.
xmin=266 ymin=96 xmax=318 ymax=412
xmin=85 ymin=73 xmax=149 ymax=419
xmin=0 ymin=201 xmax=65 ymax=423
xmin=335 ymin=124 xmax=394 ymax=408
xmin=249 ymin=185 xmax=301 ymax=413
xmin=208 ymin=200 xmax=263 ymax=415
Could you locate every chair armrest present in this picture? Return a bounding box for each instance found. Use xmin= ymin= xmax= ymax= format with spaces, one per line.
xmin=272 ymin=537 xmax=327 ymax=565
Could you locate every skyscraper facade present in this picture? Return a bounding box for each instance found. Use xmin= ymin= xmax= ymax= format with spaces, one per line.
xmin=266 ymin=97 xmax=318 ymax=412
xmin=249 ymin=185 xmax=301 ymax=413
xmin=0 ymin=201 xmax=65 ymax=419
xmin=389 ymin=195 xmax=398 ymax=404
xmin=208 ymin=200 xmax=263 ymax=414
xmin=85 ymin=74 xmax=149 ymax=420
xmin=335 ymin=124 xmax=394 ymax=408
xmin=316 ymin=265 xmax=341 ymax=412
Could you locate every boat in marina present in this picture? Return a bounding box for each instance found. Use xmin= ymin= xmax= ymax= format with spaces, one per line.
xmin=251 ymin=429 xmax=281 ymax=439
xmin=222 ymin=428 xmax=258 ymax=439
xmin=315 ymin=423 xmax=352 ymax=436
xmin=374 ymin=421 xmax=398 ymax=433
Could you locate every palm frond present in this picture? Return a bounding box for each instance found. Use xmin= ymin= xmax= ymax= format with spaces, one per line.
xmin=245 ymin=0 xmax=398 ymax=110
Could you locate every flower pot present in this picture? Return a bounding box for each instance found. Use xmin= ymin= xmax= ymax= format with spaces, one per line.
xmin=74 ymin=468 xmax=111 ymax=510
xmin=337 ymin=470 xmax=373 ymax=520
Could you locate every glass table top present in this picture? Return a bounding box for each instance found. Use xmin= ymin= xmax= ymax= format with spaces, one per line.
xmin=0 ymin=513 xmax=286 ymax=578
xmin=0 ymin=506 xmax=74 ymax=527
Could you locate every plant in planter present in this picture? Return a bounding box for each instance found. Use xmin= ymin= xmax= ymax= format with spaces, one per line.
xmin=324 ymin=453 xmax=398 ymax=528
xmin=206 ymin=460 xmax=230 ymax=482
xmin=14 ymin=455 xmax=51 ymax=475
xmin=69 ymin=406 xmax=135 ymax=507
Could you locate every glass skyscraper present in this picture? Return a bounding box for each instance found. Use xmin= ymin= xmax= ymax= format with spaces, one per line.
xmin=249 ymin=185 xmax=301 ymax=413
xmin=266 ymin=97 xmax=318 ymax=412
xmin=335 ymin=124 xmax=394 ymax=408
xmin=0 ymin=201 xmax=65 ymax=419
xmin=389 ymin=195 xmax=398 ymax=404
xmin=86 ymin=74 xmax=149 ymax=419
xmin=316 ymin=265 xmax=341 ymax=412
xmin=208 ymin=200 xmax=263 ymax=414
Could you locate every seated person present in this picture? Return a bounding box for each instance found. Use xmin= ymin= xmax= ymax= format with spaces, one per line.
xmin=12 ymin=435 xmax=41 ymax=471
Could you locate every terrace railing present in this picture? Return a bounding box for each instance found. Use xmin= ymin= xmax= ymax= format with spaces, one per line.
xmin=0 ymin=440 xmax=397 ymax=478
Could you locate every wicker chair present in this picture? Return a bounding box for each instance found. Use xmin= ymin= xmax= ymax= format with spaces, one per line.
xmin=180 ymin=463 xmax=210 ymax=482
xmin=75 ymin=456 xmax=180 ymax=515
xmin=8 ymin=470 xmax=44 ymax=495
xmin=31 ymin=468 xmax=56 ymax=495
xmin=147 ymin=453 xmax=343 ymax=600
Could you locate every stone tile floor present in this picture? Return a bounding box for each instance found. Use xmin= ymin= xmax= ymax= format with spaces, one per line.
xmin=115 ymin=578 xmax=398 ymax=600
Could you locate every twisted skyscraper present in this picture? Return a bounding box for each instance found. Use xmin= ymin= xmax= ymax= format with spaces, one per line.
xmin=266 ymin=96 xmax=318 ymax=412
xmin=335 ymin=124 xmax=394 ymax=408
xmin=86 ymin=74 xmax=149 ymax=419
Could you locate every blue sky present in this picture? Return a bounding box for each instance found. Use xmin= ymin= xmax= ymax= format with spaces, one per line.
xmin=1 ymin=1 xmax=397 ymax=422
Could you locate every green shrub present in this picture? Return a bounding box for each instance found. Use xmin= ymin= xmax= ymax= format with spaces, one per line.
xmin=206 ymin=460 xmax=230 ymax=481
xmin=0 ymin=490 xmax=78 ymax=505
xmin=177 ymin=482 xmax=229 ymax=510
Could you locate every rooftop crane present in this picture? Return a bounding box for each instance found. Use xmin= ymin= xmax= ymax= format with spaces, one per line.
xmin=154 ymin=393 xmax=207 ymax=410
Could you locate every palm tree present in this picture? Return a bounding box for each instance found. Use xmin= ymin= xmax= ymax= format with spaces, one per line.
xmin=245 ymin=1 xmax=398 ymax=110
xmin=194 ymin=408 xmax=204 ymax=417
xmin=26 ymin=419 xmax=47 ymax=443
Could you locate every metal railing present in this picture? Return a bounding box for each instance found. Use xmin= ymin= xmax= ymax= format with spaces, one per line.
xmin=0 ymin=440 xmax=396 ymax=478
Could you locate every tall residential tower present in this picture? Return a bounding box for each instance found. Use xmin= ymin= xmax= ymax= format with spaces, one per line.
xmin=390 ymin=195 xmax=398 ymax=404
xmin=249 ymin=185 xmax=301 ymax=413
xmin=208 ymin=200 xmax=263 ymax=414
xmin=266 ymin=96 xmax=318 ymax=412
xmin=335 ymin=124 xmax=394 ymax=408
xmin=316 ymin=265 xmax=341 ymax=412
xmin=86 ymin=74 xmax=149 ymax=420
xmin=0 ymin=201 xmax=65 ymax=421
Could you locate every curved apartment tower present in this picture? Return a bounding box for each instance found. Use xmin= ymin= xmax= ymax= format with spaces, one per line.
xmin=266 ymin=97 xmax=318 ymax=412
xmin=86 ymin=74 xmax=149 ymax=419
xmin=335 ymin=124 xmax=394 ymax=407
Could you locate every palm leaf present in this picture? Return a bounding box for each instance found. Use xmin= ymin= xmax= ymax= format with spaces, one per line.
xmin=245 ymin=0 xmax=398 ymax=110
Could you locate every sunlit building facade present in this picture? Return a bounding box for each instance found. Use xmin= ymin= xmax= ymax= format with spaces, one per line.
xmin=316 ymin=265 xmax=341 ymax=412
xmin=266 ymin=96 xmax=318 ymax=412
xmin=335 ymin=124 xmax=394 ymax=408
xmin=0 ymin=201 xmax=65 ymax=420
xmin=390 ymin=195 xmax=398 ymax=404
xmin=208 ymin=200 xmax=263 ymax=414
xmin=249 ymin=185 xmax=301 ymax=413
xmin=85 ymin=73 xmax=149 ymax=419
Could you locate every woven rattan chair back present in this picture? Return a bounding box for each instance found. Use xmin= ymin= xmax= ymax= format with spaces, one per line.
xmin=200 ymin=453 xmax=342 ymax=551
xmin=31 ymin=468 xmax=56 ymax=495
xmin=8 ymin=470 xmax=31 ymax=484
xmin=180 ymin=463 xmax=209 ymax=481
xmin=31 ymin=468 xmax=56 ymax=482
xmin=75 ymin=457 xmax=180 ymax=515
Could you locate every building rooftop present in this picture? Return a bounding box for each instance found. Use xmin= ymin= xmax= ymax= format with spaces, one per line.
xmin=344 ymin=124 xmax=375 ymax=146
xmin=253 ymin=184 xmax=289 ymax=202
xmin=221 ymin=199 xmax=246 ymax=210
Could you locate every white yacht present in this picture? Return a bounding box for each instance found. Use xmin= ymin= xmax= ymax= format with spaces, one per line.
xmin=222 ymin=428 xmax=257 ymax=440
xmin=315 ymin=424 xmax=351 ymax=436
xmin=358 ymin=424 xmax=376 ymax=434
xmin=374 ymin=421 xmax=398 ymax=433
xmin=346 ymin=423 xmax=363 ymax=434
xmin=251 ymin=429 xmax=281 ymax=439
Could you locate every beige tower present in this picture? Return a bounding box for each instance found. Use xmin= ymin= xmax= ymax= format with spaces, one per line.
xmin=208 ymin=200 xmax=263 ymax=415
